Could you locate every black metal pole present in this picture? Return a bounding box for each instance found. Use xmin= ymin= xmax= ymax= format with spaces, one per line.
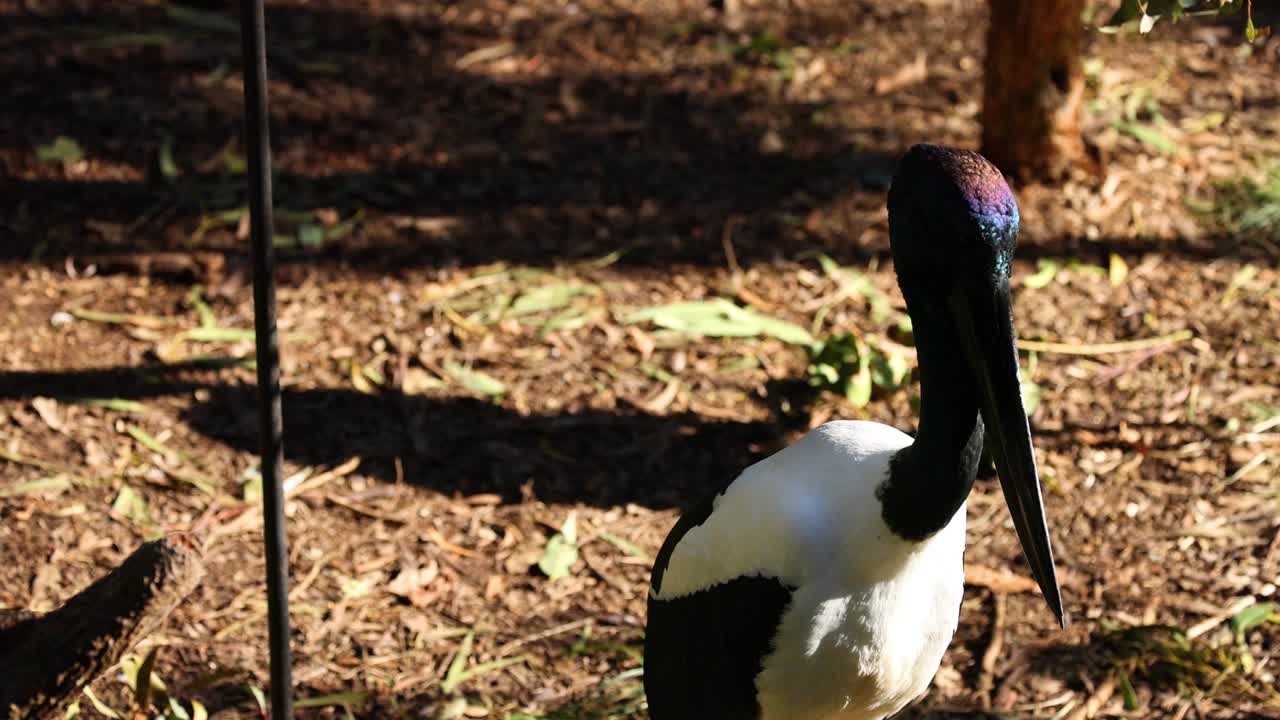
xmin=238 ymin=1 xmax=293 ymax=717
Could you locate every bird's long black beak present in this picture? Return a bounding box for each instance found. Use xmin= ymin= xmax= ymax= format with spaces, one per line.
xmin=953 ymin=278 xmax=1067 ymax=628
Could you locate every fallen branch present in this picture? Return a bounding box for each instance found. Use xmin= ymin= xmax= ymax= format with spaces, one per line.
xmin=0 ymin=535 xmax=205 ymax=720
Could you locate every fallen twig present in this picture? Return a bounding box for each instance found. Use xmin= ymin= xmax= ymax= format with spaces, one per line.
xmin=1019 ymin=330 xmax=1194 ymax=356
xmin=977 ymin=592 xmax=1007 ymax=710
xmin=0 ymin=448 xmax=76 ymax=476
xmin=965 ymin=564 xmax=1039 ymax=594
xmin=201 ymin=457 xmax=361 ymax=544
xmin=1092 ymin=340 xmax=1184 ymax=384
xmin=1186 ymin=596 xmax=1256 ymax=640
xmin=1064 ymin=677 xmax=1115 ymax=720
xmin=492 ymin=618 xmax=593 ymax=658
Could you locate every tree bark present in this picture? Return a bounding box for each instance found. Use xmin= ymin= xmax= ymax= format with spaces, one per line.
xmin=1 ymin=535 xmax=205 ymax=720
xmin=981 ymin=0 xmax=1089 ymax=181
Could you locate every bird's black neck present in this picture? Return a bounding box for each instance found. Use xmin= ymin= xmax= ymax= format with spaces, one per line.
xmin=878 ymin=293 xmax=985 ymax=541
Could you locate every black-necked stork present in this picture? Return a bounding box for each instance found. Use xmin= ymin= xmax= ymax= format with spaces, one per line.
xmin=643 ymin=144 xmax=1066 ymax=720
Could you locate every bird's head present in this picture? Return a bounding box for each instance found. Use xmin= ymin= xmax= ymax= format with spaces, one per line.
xmin=887 ymin=144 xmax=1066 ymax=628
xmin=887 ymin=144 xmax=1019 ymax=302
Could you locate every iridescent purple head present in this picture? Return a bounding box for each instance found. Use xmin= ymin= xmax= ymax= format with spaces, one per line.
xmin=887 ymin=144 xmax=1019 ymax=285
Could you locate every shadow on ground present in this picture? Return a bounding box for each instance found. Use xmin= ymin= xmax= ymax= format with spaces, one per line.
xmin=0 ymin=364 xmax=804 ymax=509
xmin=1 ymin=1 xmax=901 ymax=272
xmin=5 ymin=2 xmax=1257 ymax=278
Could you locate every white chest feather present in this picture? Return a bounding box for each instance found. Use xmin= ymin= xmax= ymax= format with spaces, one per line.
xmin=652 ymin=420 xmax=968 ymax=720
xmin=756 ymin=510 xmax=966 ymax=720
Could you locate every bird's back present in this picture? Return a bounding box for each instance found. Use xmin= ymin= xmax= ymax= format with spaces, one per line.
xmin=652 ymin=421 xmax=913 ymax=598
xmin=646 ymin=421 xmax=959 ymax=720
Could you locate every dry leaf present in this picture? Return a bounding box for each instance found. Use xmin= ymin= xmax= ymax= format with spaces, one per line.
xmin=388 ymin=560 xmax=439 ymax=608
xmin=627 ymin=326 xmax=656 ymax=360
xmin=484 ymin=574 xmax=505 ymax=601
xmin=31 ymin=397 xmax=64 ymax=432
xmin=875 ymin=51 xmax=927 ymax=95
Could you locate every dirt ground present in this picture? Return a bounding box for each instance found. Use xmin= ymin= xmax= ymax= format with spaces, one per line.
xmin=3 ymin=0 xmax=1280 ymax=718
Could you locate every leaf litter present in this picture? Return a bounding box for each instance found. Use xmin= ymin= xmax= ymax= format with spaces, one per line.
xmin=3 ymin=1 xmax=1280 ymax=718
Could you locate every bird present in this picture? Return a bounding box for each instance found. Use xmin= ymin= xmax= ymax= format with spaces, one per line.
xmin=643 ymin=143 xmax=1066 ymax=720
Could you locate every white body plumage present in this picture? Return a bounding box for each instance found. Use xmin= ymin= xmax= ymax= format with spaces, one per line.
xmin=652 ymin=421 xmax=967 ymax=720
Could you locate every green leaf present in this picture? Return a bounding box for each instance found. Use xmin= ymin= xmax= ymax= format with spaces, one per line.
xmin=131 ymin=647 xmax=162 ymax=708
xmin=1023 ymin=260 xmax=1059 ymax=289
xmin=1245 ymin=15 xmax=1257 ymax=42
xmin=1021 ymin=378 xmax=1043 ymax=416
xmin=806 ymin=333 xmax=877 ymax=406
xmin=222 ymin=149 xmax=247 ymax=174
xmin=325 ymin=210 xmax=364 ymax=242
xmin=443 ymin=360 xmax=506 ymax=396
xmin=239 ymin=466 xmax=263 ymax=504
xmin=69 ymin=307 xmax=174 ymax=327
xmin=817 ymin=255 xmax=895 ymax=322
xmin=1105 ymin=0 xmax=1144 ymax=27
xmin=810 ymin=362 xmax=839 ymax=385
xmin=159 ymin=137 xmax=180 ymax=179
xmin=85 ymin=32 xmax=174 ymax=48
xmin=1118 ymin=669 xmax=1139 ymax=711
xmin=440 ymin=630 xmax=527 ymax=695
xmin=177 ymin=326 xmax=255 ymax=343
xmin=868 ymin=342 xmax=910 ymax=390
xmin=126 ymin=425 xmax=183 ymax=460
xmin=296 ymin=692 xmax=370 ymax=708
xmin=509 ymin=284 xmax=590 ymax=317
xmin=539 ymin=512 xmax=579 ymax=580
xmin=37 ymin=136 xmax=84 ymax=163
xmin=71 ymin=397 xmax=148 ymax=413
xmin=442 ymin=631 xmax=475 ymax=694
xmin=341 ymin=575 xmax=374 ymax=599
xmin=1116 ymin=122 xmax=1178 ymax=155
xmin=112 ymin=484 xmax=150 ymax=525
xmin=597 ymin=531 xmax=648 ymax=559
xmin=749 ymin=29 xmax=784 ymax=55
xmin=167 ymin=697 xmax=192 ymax=720
xmin=81 ymin=688 xmax=123 ymax=719
xmin=540 ymin=306 xmax=599 ymax=334
xmin=298 ymin=223 xmax=326 ymax=248
xmin=402 ymin=367 xmax=448 ymax=394
xmin=186 ymin=286 xmax=217 ymax=329
xmin=246 ymin=685 xmax=267 ymax=714
xmin=847 ymin=362 xmax=872 ymax=408
xmin=894 ymin=316 xmax=915 ymax=345
xmin=0 ymin=476 xmax=74 ymax=498
xmin=1222 ymin=264 xmax=1258 ymax=306
xmin=165 ymin=4 xmax=238 ymax=33
xmin=1230 ymin=602 xmax=1278 ymax=644
xmin=213 ymin=207 xmax=247 ymax=224
xmin=627 ymin=299 xmax=813 ymax=345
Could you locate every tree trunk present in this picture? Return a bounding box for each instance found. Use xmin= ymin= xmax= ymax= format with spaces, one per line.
xmin=981 ymin=0 xmax=1088 ymax=181
xmin=1 ymin=535 xmax=205 ymax=720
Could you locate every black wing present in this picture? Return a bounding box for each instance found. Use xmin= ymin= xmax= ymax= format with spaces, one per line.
xmin=644 ymin=495 xmax=794 ymax=720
